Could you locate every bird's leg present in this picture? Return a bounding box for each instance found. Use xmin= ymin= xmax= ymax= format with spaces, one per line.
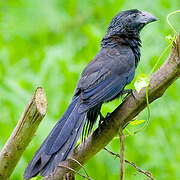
xmin=121 ymin=89 xmax=137 ymax=101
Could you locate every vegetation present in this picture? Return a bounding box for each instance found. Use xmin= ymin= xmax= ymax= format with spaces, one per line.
xmin=0 ymin=0 xmax=180 ymax=179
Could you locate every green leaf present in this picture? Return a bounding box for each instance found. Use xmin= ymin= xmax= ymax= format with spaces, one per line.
xmin=165 ymin=34 xmax=174 ymax=46
xmin=129 ymin=120 xmax=145 ymax=126
xmin=125 ymin=127 xmax=134 ymax=136
xmin=31 ymin=178 xmax=38 ymax=180
xmin=134 ymin=74 xmax=150 ymax=93
xmin=165 ymin=34 xmax=173 ymax=42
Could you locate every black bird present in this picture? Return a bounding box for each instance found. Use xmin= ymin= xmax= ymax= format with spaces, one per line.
xmin=24 ymin=9 xmax=157 ymax=179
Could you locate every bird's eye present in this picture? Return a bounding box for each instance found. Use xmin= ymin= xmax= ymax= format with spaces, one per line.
xmin=132 ymin=14 xmax=137 ymax=18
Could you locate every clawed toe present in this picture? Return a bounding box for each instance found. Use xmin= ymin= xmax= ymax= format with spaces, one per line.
xmin=121 ymin=89 xmax=137 ymax=101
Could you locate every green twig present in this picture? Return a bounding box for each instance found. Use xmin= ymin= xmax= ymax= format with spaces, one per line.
xmin=166 ymin=10 xmax=180 ymax=35
xmin=133 ymin=87 xmax=150 ymax=134
xmin=149 ymin=44 xmax=171 ymax=76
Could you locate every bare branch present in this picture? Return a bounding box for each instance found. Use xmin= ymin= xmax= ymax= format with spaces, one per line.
xmin=42 ymin=34 xmax=180 ymax=180
xmin=69 ymin=158 xmax=89 ymax=178
xmin=0 ymin=87 xmax=47 ymax=180
xmin=104 ymin=148 xmax=154 ymax=180
xmin=104 ymin=147 xmax=121 ymax=158
xmin=58 ymin=165 xmax=93 ymax=180
xmin=125 ymin=160 xmax=154 ymax=180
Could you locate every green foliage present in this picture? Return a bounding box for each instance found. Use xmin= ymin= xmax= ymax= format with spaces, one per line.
xmin=129 ymin=120 xmax=145 ymax=126
xmin=0 ymin=0 xmax=180 ymax=180
xmin=165 ymin=34 xmax=174 ymax=46
xmin=166 ymin=10 xmax=180 ymax=35
xmin=134 ymin=73 xmax=150 ymax=93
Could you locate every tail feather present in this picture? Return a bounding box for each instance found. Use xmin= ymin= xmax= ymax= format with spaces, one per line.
xmin=45 ymin=98 xmax=81 ymax=155
xmin=40 ymin=113 xmax=86 ymax=176
xmin=24 ymin=96 xmax=87 ymax=180
xmin=44 ymin=97 xmax=79 ymax=154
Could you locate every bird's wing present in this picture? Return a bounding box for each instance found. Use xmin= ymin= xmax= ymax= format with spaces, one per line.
xmin=77 ymin=47 xmax=135 ymax=113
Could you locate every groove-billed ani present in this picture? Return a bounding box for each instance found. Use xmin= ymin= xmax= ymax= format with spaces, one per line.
xmin=24 ymin=9 xmax=157 ymax=179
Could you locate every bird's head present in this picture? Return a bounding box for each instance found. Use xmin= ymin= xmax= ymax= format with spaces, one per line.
xmin=106 ymin=9 xmax=157 ymax=38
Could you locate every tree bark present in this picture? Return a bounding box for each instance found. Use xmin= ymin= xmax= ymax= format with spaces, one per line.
xmin=0 ymin=87 xmax=47 ymax=180
xmin=42 ymin=34 xmax=180 ymax=180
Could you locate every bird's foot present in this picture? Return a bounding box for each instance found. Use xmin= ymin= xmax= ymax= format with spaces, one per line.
xmin=121 ymin=89 xmax=137 ymax=101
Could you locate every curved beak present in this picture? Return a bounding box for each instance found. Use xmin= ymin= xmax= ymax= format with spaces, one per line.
xmin=140 ymin=11 xmax=157 ymax=24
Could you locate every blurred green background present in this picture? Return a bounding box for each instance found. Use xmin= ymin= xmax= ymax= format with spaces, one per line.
xmin=0 ymin=0 xmax=180 ymax=179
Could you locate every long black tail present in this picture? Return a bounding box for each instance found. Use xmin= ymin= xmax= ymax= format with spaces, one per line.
xmin=24 ymin=96 xmax=87 ymax=179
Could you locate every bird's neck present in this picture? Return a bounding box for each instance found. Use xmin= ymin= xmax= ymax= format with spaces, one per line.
xmin=101 ymin=35 xmax=141 ymax=66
